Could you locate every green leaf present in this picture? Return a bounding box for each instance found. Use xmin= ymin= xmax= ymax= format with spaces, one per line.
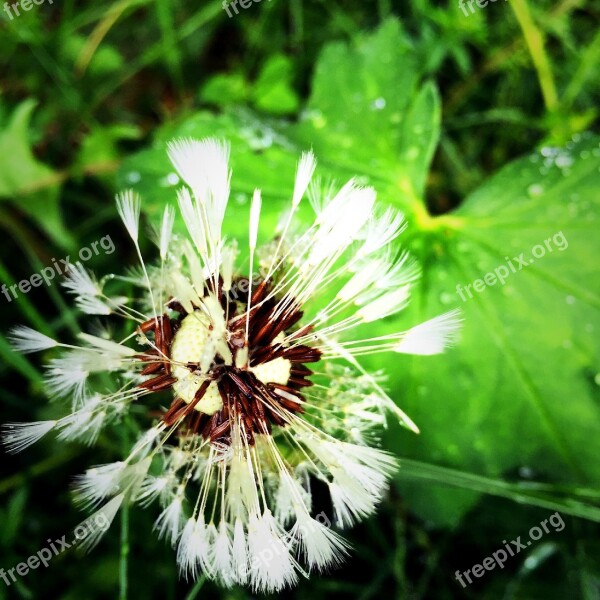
xmin=0 ymin=99 xmax=74 ymax=249
xmin=391 ymin=134 xmax=600 ymax=525
xmin=118 ymin=19 xmax=600 ymax=527
xmin=251 ymin=54 xmax=299 ymax=116
xmin=199 ymin=73 xmax=249 ymax=107
xmin=1 ymin=488 xmax=28 ymax=547
xmin=74 ymin=123 xmax=141 ymax=176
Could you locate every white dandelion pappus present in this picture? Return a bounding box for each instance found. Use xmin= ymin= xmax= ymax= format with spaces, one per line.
xmin=2 ymin=138 xmax=461 ymax=592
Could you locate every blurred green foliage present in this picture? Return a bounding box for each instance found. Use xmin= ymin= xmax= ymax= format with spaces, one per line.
xmin=0 ymin=1 xmax=599 ymax=599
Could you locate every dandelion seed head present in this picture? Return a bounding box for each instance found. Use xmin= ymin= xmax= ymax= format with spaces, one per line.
xmin=5 ymin=138 xmax=460 ymax=590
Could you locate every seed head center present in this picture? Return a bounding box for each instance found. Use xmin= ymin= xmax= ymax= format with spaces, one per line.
xmin=170 ymin=312 xmax=292 ymax=416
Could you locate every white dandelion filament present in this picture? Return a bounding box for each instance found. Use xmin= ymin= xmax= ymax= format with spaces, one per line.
xmin=245 ymin=188 xmax=262 ymax=347
xmin=1 ymin=421 xmax=57 ymax=454
xmin=9 ymin=326 xmax=58 ymax=354
xmin=160 ymin=205 xmax=176 ymax=260
xmin=116 ymin=190 xmax=141 ymax=243
xmin=394 ymin=309 xmax=463 ymax=355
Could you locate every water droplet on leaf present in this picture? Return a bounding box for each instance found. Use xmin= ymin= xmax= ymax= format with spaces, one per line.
xmin=527 ymin=184 xmax=544 ymax=197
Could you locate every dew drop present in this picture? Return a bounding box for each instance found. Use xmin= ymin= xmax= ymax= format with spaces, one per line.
xmin=166 ymin=172 xmax=179 ymax=186
xmin=527 ymin=183 xmax=544 ymax=197
xmin=523 ymin=555 xmax=540 ymax=570
xmin=565 ymin=295 xmax=575 ymax=305
xmin=126 ymin=171 xmax=141 ymax=184
xmin=406 ymin=146 xmax=419 ymax=159
xmin=371 ymin=97 xmax=386 ymax=110
xmin=594 ymin=373 xmax=600 ymax=386
xmin=303 ymin=109 xmax=326 ymax=128
xmin=519 ymin=466 xmax=534 ymax=479
xmin=440 ymin=292 xmax=453 ymax=305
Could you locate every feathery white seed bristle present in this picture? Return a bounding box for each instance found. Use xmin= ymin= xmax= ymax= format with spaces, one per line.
xmin=116 ymin=190 xmax=141 ymax=242
xmin=62 ymin=262 xmax=101 ymax=297
xmin=177 ymin=517 xmax=207 ymax=580
xmin=1 ymin=421 xmax=57 ymax=454
xmin=292 ymin=509 xmax=349 ymax=571
xmin=177 ymin=187 xmax=206 ymax=255
xmin=394 ymin=309 xmax=463 ymax=355
xmin=155 ymin=495 xmax=185 ymax=547
xmin=357 ymin=286 xmax=411 ymax=322
xmin=232 ymin=518 xmax=249 ymax=584
xmin=214 ymin=521 xmax=235 ymax=587
xmin=56 ymin=406 xmax=106 ymax=445
xmin=76 ymin=493 xmax=124 ymax=553
xmin=247 ymin=511 xmax=299 ymax=593
xmin=167 ymin=138 xmax=231 ymax=245
xmin=167 ymin=138 xmax=231 ymax=202
xmin=9 ymin=326 xmax=58 ymax=354
xmin=160 ymin=205 xmax=176 ymax=259
xmin=292 ymin=151 xmax=317 ymax=207
xmin=358 ymin=206 xmax=406 ymax=257
xmin=75 ymin=296 xmax=112 ymax=315
xmin=73 ymin=461 xmax=127 ymax=507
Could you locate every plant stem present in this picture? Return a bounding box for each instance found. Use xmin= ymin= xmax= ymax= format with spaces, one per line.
xmin=119 ymin=503 xmax=130 ymax=600
xmin=184 ymin=576 xmax=207 ymax=600
xmin=509 ymin=0 xmax=559 ymax=113
xmin=397 ymin=458 xmax=600 ymax=522
xmin=119 ymin=417 xmax=132 ymax=600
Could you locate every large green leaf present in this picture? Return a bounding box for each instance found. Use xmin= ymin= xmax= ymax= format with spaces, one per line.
xmin=388 ymin=134 xmax=600 ymax=524
xmin=117 ymin=19 xmax=600 ymax=526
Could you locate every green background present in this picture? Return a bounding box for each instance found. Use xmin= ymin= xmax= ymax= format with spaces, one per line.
xmin=0 ymin=1 xmax=599 ymax=598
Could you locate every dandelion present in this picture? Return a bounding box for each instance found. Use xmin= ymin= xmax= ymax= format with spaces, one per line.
xmin=2 ymin=138 xmax=461 ymax=592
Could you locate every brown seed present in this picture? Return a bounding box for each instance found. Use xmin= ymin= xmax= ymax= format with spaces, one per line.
xmin=138 ymin=373 xmax=176 ymax=391
xmin=210 ymin=420 xmax=231 ymax=442
xmin=141 ymin=361 xmax=164 ymax=376
xmin=139 ymin=317 xmax=159 ymax=333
